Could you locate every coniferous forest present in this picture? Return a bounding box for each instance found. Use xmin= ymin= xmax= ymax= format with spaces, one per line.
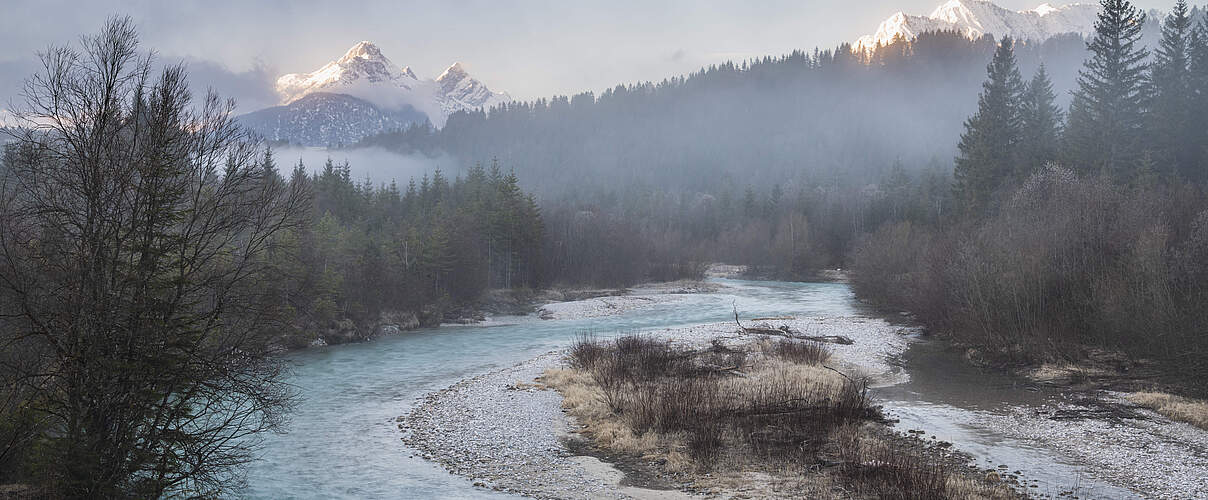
xmin=852 ymin=0 xmax=1208 ymax=386
xmin=354 ymin=0 xmax=1208 ymax=384
xmin=2 ymin=0 xmax=1208 ymax=498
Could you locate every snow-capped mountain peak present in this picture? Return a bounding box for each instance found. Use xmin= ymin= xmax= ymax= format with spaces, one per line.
xmin=248 ymin=42 xmax=514 ymax=144
xmin=276 ymin=41 xmax=422 ymax=106
xmin=435 ymin=62 xmax=511 ymax=115
xmin=271 ymin=41 xmax=514 ymax=130
xmin=855 ymin=1 xmax=1100 ymax=52
xmin=436 ymin=62 xmax=468 ymax=83
xmin=1034 ymin=3 xmax=1061 ymax=16
xmin=340 ymin=40 xmax=381 ymax=60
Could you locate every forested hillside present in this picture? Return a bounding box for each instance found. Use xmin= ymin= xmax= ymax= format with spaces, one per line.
xmin=358 ymin=31 xmax=1091 ymax=190
xmin=851 ymin=0 xmax=1208 ymax=389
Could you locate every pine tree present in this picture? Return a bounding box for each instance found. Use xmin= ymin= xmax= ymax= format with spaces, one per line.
xmin=1065 ymin=0 xmax=1149 ymax=176
xmin=261 ymin=146 xmax=279 ymax=180
xmin=954 ymin=36 xmax=1025 ymax=215
xmin=1147 ymin=0 xmax=1195 ymax=178
xmin=1018 ymin=65 xmax=1063 ymax=178
xmin=290 ymin=158 xmax=308 ymax=186
xmin=1189 ymin=15 xmax=1208 ymax=182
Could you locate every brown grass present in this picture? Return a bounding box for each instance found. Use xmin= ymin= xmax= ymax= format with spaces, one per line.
xmin=764 ymin=338 xmax=832 ymax=365
xmin=1128 ymin=392 xmax=1208 ymax=430
xmin=542 ymin=334 xmax=1018 ymax=499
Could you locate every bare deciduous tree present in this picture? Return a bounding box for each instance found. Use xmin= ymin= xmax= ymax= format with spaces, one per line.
xmin=0 ymin=17 xmax=307 ymax=497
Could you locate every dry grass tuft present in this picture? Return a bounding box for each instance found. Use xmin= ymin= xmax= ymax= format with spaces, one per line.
xmin=543 ymin=334 xmax=1018 ymax=499
xmin=764 ymin=338 xmax=832 ymax=365
xmin=1128 ymin=391 xmax=1208 ymax=430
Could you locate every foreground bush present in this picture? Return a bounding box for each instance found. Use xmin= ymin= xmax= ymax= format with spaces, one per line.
xmin=851 ymin=166 xmax=1208 ymax=388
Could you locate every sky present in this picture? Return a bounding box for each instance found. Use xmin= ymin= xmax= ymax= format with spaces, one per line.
xmin=0 ymin=0 xmax=1177 ymax=114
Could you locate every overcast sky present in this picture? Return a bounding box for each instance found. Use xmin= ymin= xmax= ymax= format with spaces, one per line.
xmin=0 ymin=0 xmax=1175 ymax=112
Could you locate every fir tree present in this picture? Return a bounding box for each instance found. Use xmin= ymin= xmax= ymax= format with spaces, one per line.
xmin=954 ymin=36 xmax=1024 ymax=215
xmin=261 ymin=146 xmax=279 ymax=180
xmin=1018 ymin=65 xmax=1063 ymax=178
xmin=1188 ymin=14 xmax=1208 ymax=182
xmin=290 ymin=158 xmax=308 ymax=186
xmin=1147 ymin=0 xmax=1195 ymax=177
xmin=1065 ymin=0 xmax=1149 ymax=176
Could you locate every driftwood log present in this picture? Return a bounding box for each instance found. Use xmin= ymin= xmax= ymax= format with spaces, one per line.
xmin=733 ymin=305 xmax=854 ymax=345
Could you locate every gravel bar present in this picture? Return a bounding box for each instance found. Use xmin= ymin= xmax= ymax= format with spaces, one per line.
xmin=400 ymin=353 xmax=635 ymax=499
xmin=979 ymin=395 xmax=1208 ymax=500
xmin=399 ymin=303 xmax=1208 ymax=499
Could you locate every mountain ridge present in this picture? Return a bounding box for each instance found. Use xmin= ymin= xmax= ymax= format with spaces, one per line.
xmin=854 ymin=0 xmax=1101 ymax=51
xmin=239 ymin=92 xmax=428 ymax=147
xmin=241 ymin=41 xmax=511 ymax=146
xmin=274 ymin=41 xmax=509 ymax=126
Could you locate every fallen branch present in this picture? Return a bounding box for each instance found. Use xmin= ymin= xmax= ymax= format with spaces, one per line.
xmin=822 ymin=364 xmax=854 ymax=383
xmin=803 ymin=335 xmax=855 ymax=345
xmin=734 ymin=304 xmax=796 ymax=335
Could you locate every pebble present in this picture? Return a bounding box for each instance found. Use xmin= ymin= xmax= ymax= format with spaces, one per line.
xmin=399 ymin=353 xmax=630 ymax=499
xmin=399 ymin=292 xmax=1208 ymax=500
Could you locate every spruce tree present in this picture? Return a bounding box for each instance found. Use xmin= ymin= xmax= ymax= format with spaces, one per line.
xmin=261 ymin=146 xmax=279 ymax=179
xmin=1018 ymin=65 xmax=1063 ymax=178
xmin=1065 ymin=0 xmax=1149 ymax=176
xmin=1189 ymin=15 xmax=1208 ymax=182
xmin=1147 ymin=0 xmax=1194 ymax=177
xmin=954 ymin=36 xmax=1024 ymax=215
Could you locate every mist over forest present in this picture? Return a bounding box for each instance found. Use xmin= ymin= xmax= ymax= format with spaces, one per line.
xmin=2 ymin=1 xmax=1208 ymax=498
xmin=359 ymin=32 xmax=1093 ymax=191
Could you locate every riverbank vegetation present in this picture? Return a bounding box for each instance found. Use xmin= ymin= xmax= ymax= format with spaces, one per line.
xmin=850 ymin=0 xmax=1208 ymax=394
xmin=1127 ymin=392 xmax=1208 ymax=430
xmin=266 ymin=156 xmax=545 ymax=345
xmin=541 ymin=334 xmax=1016 ymax=499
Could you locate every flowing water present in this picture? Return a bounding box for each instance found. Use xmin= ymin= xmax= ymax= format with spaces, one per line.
xmin=241 ymin=279 xmax=1139 ymax=499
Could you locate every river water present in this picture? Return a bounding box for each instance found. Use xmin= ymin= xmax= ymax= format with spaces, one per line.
xmin=241 ymin=279 xmax=1140 ymax=499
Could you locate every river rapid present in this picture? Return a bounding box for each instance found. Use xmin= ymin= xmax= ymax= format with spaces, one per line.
xmin=242 ymin=279 xmax=1170 ymax=499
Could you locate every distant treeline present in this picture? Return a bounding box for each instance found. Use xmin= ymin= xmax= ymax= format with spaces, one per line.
xmin=850 ymin=0 xmax=1208 ymax=389
xmin=355 ymin=30 xmax=1096 ymax=191
xmin=265 ymin=155 xmax=544 ymax=344
xmin=269 ymin=154 xmax=722 ymax=346
xmin=350 ymin=29 xmax=1101 ymax=278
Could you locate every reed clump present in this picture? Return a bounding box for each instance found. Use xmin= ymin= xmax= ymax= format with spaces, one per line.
xmin=543 ymin=333 xmax=1017 ymax=499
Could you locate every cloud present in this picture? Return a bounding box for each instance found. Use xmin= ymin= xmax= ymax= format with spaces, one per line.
xmin=172 ymin=57 xmax=279 ymax=113
xmin=0 ymin=55 xmax=279 ymax=116
xmin=0 ymin=58 xmax=42 ymax=110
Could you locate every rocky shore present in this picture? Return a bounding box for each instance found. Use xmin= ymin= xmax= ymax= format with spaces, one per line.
xmin=398 ymin=286 xmax=1208 ymax=499
xmin=979 ymin=394 xmax=1208 ymax=499
xmin=398 ymin=317 xmax=920 ymax=499
xmin=399 ymin=353 xmax=625 ymax=499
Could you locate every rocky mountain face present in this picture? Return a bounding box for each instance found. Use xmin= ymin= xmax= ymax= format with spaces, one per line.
xmin=855 ymin=1 xmax=1102 ymax=52
xmin=241 ymin=41 xmax=510 ymax=146
xmin=435 ymin=62 xmax=511 ymax=117
xmin=275 ymin=41 xmax=423 ymax=106
xmin=239 ymin=92 xmax=427 ymax=147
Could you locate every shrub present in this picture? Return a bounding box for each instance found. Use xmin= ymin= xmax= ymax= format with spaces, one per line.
xmin=850 ymin=167 xmax=1208 ymax=387
xmin=766 ymin=339 xmax=831 ymax=365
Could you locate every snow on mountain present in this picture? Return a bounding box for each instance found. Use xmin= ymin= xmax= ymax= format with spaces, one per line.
xmin=0 ymin=109 xmax=18 ymax=128
xmin=239 ymin=92 xmax=428 ymax=147
xmin=435 ymin=62 xmax=511 ymax=117
xmin=855 ymin=1 xmax=1100 ymax=52
xmin=273 ymin=41 xmax=510 ymax=127
xmin=276 ymin=41 xmax=419 ymax=103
